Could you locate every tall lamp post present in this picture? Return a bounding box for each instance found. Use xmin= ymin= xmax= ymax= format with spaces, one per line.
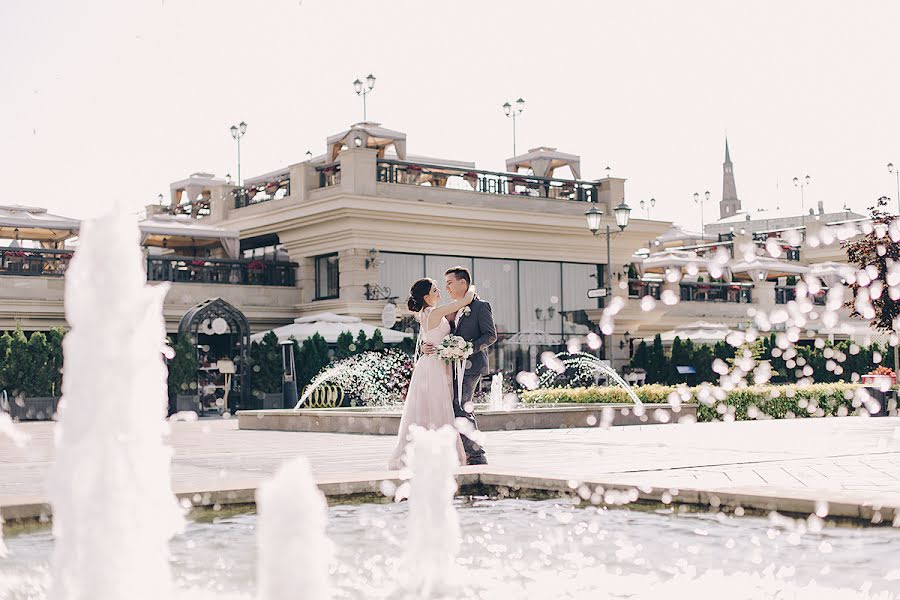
xmin=229 ymin=121 xmax=247 ymax=186
xmin=585 ymin=201 xmax=632 ymax=293
xmin=353 ymin=74 xmax=376 ymax=121
xmin=888 ymin=163 xmax=900 ymax=215
xmin=793 ymin=174 xmax=811 ymax=224
xmin=502 ymin=98 xmax=525 ymax=156
xmin=693 ymin=191 xmax=710 ymax=239
xmin=640 ymin=197 xmax=656 ymax=219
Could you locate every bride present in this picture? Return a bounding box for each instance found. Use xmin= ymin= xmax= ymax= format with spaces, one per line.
xmin=387 ymin=277 xmax=474 ymax=470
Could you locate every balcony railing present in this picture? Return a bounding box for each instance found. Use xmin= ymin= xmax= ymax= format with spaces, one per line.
xmin=0 ymin=248 xmax=73 ymax=277
xmin=234 ymin=177 xmax=291 ymax=209
xmin=628 ymin=279 xmax=662 ymax=299
xmin=375 ymin=159 xmax=599 ymax=202
xmin=146 ymin=256 xmax=297 ymax=286
xmin=775 ymin=286 xmax=827 ymax=305
xmin=317 ymin=163 xmax=342 ymax=188
xmin=680 ymin=281 xmax=752 ymax=303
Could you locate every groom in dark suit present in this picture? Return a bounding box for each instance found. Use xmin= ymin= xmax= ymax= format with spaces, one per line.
xmin=441 ymin=266 xmax=496 ymax=465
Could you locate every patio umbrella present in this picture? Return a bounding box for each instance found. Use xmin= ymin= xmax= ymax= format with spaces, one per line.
xmin=729 ymin=256 xmax=809 ymax=282
xmin=808 ymin=261 xmax=855 ymax=287
xmin=250 ymin=312 xmax=412 ymax=344
xmin=0 ymin=205 xmax=80 ymax=244
xmin=640 ymin=321 xmax=737 ymax=346
xmin=505 ymin=329 xmax=563 ymax=372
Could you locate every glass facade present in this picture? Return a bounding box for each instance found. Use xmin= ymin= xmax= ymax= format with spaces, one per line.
xmin=379 ymin=252 xmax=604 ymax=374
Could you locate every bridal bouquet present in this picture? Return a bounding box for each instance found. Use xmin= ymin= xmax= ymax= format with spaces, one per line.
xmin=437 ymin=335 xmax=473 ymax=364
xmin=438 ymin=335 xmax=473 ymax=401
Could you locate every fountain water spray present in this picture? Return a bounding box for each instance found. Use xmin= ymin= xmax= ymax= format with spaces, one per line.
xmin=488 ymin=372 xmax=504 ymax=411
xmin=398 ymin=426 xmax=461 ymax=597
xmin=0 ymin=412 xmax=28 ymax=558
xmin=256 ymin=456 xmax=332 ymax=599
xmin=47 ymin=208 xmax=184 ymax=600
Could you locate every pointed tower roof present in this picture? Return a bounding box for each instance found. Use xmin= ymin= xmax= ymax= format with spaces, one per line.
xmin=725 ymin=137 xmax=732 ymax=163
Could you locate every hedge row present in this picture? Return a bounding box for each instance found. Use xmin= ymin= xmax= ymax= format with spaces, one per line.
xmin=520 ymin=382 xmax=868 ymax=422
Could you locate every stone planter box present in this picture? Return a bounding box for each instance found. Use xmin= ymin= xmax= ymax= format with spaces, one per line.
xmin=176 ymin=394 xmax=200 ymax=413
xmin=261 ymin=392 xmax=284 ymax=410
xmin=6 ymin=396 xmax=60 ymax=421
xmin=237 ymin=403 xmax=698 ymax=434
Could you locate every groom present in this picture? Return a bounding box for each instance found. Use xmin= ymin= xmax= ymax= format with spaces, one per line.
xmin=426 ymin=266 xmax=496 ymax=465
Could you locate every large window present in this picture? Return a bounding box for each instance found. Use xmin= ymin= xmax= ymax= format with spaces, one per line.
xmin=315 ymin=253 xmax=339 ymax=300
xmin=377 ymin=251 xmax=599 ymax=336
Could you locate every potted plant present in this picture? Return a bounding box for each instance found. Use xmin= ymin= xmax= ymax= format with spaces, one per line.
xmin=168 ymin=335 xmax=199 ymax=414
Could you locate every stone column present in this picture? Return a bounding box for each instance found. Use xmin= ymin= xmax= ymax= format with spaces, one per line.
xmin=338 ymin=248 xmax=370 ymax=303
xmin=595 ymin=177 xmax=626 ymax=213
xmin=296 ymin=257 xmax=316 ymax=304
xmin=288 ymin=162 xmax=316 ymax=202
xmin=338 ymin=148 xmax=377 ymax=196
xmin=208 ymin=184 xmax=236 ymax=223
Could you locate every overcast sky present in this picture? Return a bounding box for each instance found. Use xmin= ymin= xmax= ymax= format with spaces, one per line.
xmin=3 ymin=0 xmax=900 ymax=228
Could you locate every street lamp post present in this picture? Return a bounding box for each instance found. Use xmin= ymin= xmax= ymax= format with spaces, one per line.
xmin=502 ymin=98 xmax=525 ymax=156
xmin=693 ymin=191 xmax=711 ymax=238
xmin=585 ymin=201 xmax=632 ymax=292
xmin=353 ymin=74 xmax=376 ymax=121
xmin=229 ymin=121 xmax=248 ymax=186
xmin=792 ymin=175 xmax=811 ymax=224
xmin=888 ymin=163 xmax=900 ymax=215
xmin=640 ymin=197 xmax=656 ymax=219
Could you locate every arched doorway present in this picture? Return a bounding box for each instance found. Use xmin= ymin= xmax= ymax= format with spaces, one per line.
xmin=178 ymin=298 xmax=251 ymax=412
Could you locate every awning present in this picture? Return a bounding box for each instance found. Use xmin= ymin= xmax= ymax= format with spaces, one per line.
xmin=139 ymin=215 xmax=240 ymax=258
xmin=250 ymin=312 xmax=412 ymax=344
xmin=505 ymin=147 xmax=581 ymax=179
xmin=327 ymin=122 xmax=407 ymax=162
xmin=0 ymin=205 xmax=80 ymax=243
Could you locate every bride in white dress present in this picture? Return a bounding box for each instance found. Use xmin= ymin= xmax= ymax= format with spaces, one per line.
xmin=387 ymin=278 xmax=474 ymax=470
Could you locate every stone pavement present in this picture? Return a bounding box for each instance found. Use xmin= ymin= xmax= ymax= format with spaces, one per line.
xmin=2 ymin=416 xmax=900 ymax=517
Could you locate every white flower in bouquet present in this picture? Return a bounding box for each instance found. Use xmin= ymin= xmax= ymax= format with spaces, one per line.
xmin=438 ymin=335 xmax=473 ymax=364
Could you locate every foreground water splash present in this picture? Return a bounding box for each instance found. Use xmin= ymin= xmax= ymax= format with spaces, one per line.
xmin=47 ymin=207 xmax=183 ymax=600
xmin=397 ymin=426 xmax=461 ymax=597
xmin=256 ymin=456 xmax=332 ymax=600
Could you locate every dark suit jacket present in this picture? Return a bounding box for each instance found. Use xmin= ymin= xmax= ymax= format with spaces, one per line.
xmin=451 ymin=298 xmax=498 ymax=376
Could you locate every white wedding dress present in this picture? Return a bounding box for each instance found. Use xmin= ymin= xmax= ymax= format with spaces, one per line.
xmin=387 ymin=307 xmax=467 ymax=470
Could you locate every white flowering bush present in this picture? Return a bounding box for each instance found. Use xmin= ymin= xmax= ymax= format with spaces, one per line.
xmin=324 ymin=349 xmax=414 ymax=407
xmin=536 ymin=352 xmax=602 ymax=389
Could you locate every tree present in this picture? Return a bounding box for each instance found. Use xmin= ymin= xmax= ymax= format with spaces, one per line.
xmin=668 ymin=337 xmax=688 ymax=384
xmin=26 ymin=332 xmax=52 ymax=397
xmin=296 ymin=333 xmax=330 ymax=390
xmin=168 ymin=334 xmax=198 ymax=398
xmin=46 ymin=327 xmax=65 ymax=397
xmin=0 ymin=330 xmax=12 ymax=391
xmin=250 ymin=331 xmax=283 ymax=394
xmin=334 ymin=331 xmax=354 ymax=360
xmin=354 ymin=331 xmax=369 ymax=355
xmin=692 ymin=344 xmax=714 ymax=383
xmin=630 ymin=340 xmax=649 ymax=372
xmin=368 ymin=329 xmax=385 ymax=352
xmin=646 ymin=334 xmax=667 ymax=384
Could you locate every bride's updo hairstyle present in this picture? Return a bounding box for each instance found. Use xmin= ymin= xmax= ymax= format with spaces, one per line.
xmin=407 ymin=278 xmax=434 ymax=312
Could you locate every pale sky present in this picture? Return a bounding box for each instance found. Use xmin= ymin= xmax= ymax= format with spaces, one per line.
xmin=3 ymin=0 xmax=900 ymax=228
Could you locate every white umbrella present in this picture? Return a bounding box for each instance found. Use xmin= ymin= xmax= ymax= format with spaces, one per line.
xmin=250 ymin=312 xmax=411 ymax=344
xmin=505 ymin=329 xmax=563 ymax=372
xmin=729 ymin=256 xmax=809 ymax=282
xmin=640 ymin=321 xmax=736 ymax=346
xmin=808 ymin=261 xmax=854 ymax=287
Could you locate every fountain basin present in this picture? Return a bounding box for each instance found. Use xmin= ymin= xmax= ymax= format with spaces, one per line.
xmin=3 ymin=496 xmax=898 ymax=599
xmin=237 ymin=403 xmax=697 ymax=434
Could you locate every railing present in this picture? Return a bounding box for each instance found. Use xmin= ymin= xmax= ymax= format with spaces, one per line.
xmin=317 ymin=163 xmax=342 ymax=188
xmin=234 ymin=178 xmax=291 ymax=209
xmin=775 ymin=286 xmax=827 ymax=305
xmin=680 ymin=281 xmax=752 ymax=303
xmin=146 ymin=256 xmax=297 ymax=286
xmin=165 ymin=198 xmax=210 ymax=219
xmin=628 ymin=279 xmax=662 ymax=299
xmin=375 ymin=159 xmax=599 ymax=202
xmin=0 ymin=248 xmax=73 ymax=277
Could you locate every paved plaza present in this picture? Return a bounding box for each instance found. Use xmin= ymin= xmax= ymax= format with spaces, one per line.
xmin=2 ymin=416 xmax=900 ymax=519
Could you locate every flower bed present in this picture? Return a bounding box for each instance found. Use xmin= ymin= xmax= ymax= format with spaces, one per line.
xmin=520 ymin=382 xmax=866 ymax=422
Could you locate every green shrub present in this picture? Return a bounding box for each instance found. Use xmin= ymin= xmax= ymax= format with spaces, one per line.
xmin=168 ymin=334 xmax=198 ymax=397
xmin=520 ymin=382 xmax=865 ymax=422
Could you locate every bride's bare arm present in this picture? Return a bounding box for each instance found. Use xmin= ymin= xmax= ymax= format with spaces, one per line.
xmin=426 ymin=286 xmax=475 ymax=331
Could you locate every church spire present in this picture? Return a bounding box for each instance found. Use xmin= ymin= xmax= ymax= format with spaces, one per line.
xmin=720 ymin=137 xmax=740 ymax=219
